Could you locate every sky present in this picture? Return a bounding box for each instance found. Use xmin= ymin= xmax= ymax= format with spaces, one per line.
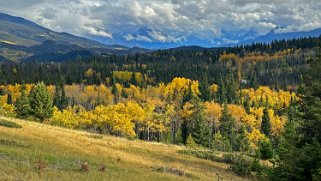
xmin=0 ymin=0 xmax=321 ymax=47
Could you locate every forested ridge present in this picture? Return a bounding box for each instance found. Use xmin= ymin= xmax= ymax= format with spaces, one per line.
xmin=0 ymin=37 xmax=321 ymax=180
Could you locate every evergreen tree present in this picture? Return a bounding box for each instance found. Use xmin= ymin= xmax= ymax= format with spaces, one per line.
xmin=190 ymin=97 xmax=210 ymax=147
xmin=130 ymin=72 xmax=137 ymax=86
xmin=181 ymin=119 xmax=189 ymax=145
xmin=212 ymin=132 xmax=232 ymax=152
xmin=272 ymin=52 xmax=321 ymax=180
xmin=237 ymin=126 xmax=250 ymax=152
xmin=60 ymin=85 xmax=68 ymax=108
xmin=243 ymin=96 xmax=251 ymax=114
xmin=258 ymin=139 xmax=273 ymax=159
xmin=182 ymin=84 xmax=193 ymax=104
xmin=15 ymin=90 xmax=31 ymax=118
xmin=7 ymin=93 xmax=12 ymax=104
xmin=0 ymin=87 xmax=5 ymax=96
xmin=219 ymin=102 xmax=237 ymax=151
xmin=186 ymin=134 xmax=196 ymax=148
xmin=53 ymin=83 xmax=61 ymax=108
xmin=199 ymin=73 xmax=210 ymax=101
xmin=111 ymin=83 xmax=119 ymax=103
xmin=261 ymin=108 xmax=271 ymax=138
xmin=53 ymin=78 xmax=68 ymax=110
xmin=29 ymin=82 xmax=53 ymax=122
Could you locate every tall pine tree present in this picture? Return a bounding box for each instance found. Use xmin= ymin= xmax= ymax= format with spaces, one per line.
xmin=29 ymin=82 xmax=53 ymax=122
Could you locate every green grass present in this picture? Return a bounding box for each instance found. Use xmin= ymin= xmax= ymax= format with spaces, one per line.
xmin=0 ymin=116 xmax=251 ymax=181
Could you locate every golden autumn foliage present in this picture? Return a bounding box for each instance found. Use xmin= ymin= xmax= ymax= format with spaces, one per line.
xmin=0 ymin=79 xmax=296 ymax=150
xmin=219 ymin=52 xmax=237 ymax=61
xmin=209 ymin=84 xmax=219 ymax=93
xmin=113 ymin=71 xmax=143 ymax=83
xmin=241 ymin=86 xmax=296 ymax=109
xmin=163 ymin=77 xmax=200 ymax=99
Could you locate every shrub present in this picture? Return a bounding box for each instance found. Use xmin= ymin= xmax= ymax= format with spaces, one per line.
xmin=0 ymin=119 xmax=22 ymax=128
xmin=152 ymin=166 xmax=193 ymax=178
xmin=35 ymin=160 xmax=47 ymax=171
xmin=178 ymin=149 xmax=224 ymax=163
xmin=99 ymin=165 xmax=107 ymax=172
xmin=80 ymin=162 xmax=90 ymax=172
xmin=223 ymin=153 xmax=236 ymax=164
xmin=230 ymin=156 xmax=252 ymax=176
xmin=259 ymin=139 xmax=273 ymax=159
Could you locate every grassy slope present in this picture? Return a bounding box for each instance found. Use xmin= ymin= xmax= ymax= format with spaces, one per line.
xmin=0 ymin=116 xmax=250 ymax=181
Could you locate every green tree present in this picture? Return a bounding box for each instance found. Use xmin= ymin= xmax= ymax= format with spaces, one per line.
xmin=261 ymin=108 xmax=271 ymax=138
xmin=130 ymin=72 xmax=137 ymax=86
xmin=53 ymin=77 xmax=68 ymax=110
xmin=219 ymin=102 xmax=237 ymax=151
xmin=272 ymin=53 xmax=321 ymax=180
xmin=7 ymin=93 xmax=12 ymax=104
xmin=237 ymin=126 xmax=250 ymax=152
xmin=29 ymin=82 xmax=53 ymax=122
xmin=186 ymin=134 xmax=196 ymax=148
xmin=190 ymin=97 xmax=210 ymax=147
xmin=258 ymin=139 xmax=273 ymax=159
xmin=212 ymin=132 xmax=232 ymax=152
xmin=15 ymin=90 xmax=31 ymax=118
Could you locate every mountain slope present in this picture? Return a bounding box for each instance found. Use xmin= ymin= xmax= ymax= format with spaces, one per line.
xmin=246 ymin=28 xmax=321 ymax=44
xmin=0 ymin=13 xmax=149 ymax=61
xmin=0 ymin=116 xmax=248 ymax=181
xmin=0 ymin=13 xmax=107 ymax=48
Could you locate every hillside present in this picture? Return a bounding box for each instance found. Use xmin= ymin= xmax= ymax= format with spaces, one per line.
xmin=0 ymin=116 xmax=249 ymax=181
xmin=0 ymin=13 xmax=149 ymax=62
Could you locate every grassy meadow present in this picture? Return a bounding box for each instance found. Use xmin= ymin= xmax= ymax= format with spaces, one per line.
xmin=0 ymin=116 xmax=250 ymax=181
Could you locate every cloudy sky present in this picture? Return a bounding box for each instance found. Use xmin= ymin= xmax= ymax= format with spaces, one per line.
xmin=0 ymin=0 xmax=321 ymax=46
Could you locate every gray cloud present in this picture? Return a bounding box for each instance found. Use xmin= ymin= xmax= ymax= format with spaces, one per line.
xmin=0 ymin=0 xmax=320 ymax=43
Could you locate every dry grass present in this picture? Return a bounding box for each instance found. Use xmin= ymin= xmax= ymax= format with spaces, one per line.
xmin=0 ymin=116 xmax=251 ymax=181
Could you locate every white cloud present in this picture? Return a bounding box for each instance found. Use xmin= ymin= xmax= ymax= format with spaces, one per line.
xmin=0 ymin=0 xmax=320 ymax=43
xmin=124 ymin=29 xmax=186 ymax=43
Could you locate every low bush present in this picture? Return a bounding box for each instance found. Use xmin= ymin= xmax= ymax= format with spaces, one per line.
xmin=230 ymin=155 xmax=252 ymax=176
xmin=0 ymin=119 xmax=22 ymax=128
xmin=152 ymin=166 xmax=193 ymax=178
xmin=178 ymin=149 xmax=224 ymax=162
xmin=0 ymin=138 xmax=27 ymax=148
xmin=80 ymin=162 xmax=90 ymax=172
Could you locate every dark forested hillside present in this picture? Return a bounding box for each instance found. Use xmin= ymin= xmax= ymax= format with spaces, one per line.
xmin=1 ymin=36 xmax=319 ymax=90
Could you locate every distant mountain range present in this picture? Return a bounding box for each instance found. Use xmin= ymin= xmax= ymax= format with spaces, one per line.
xmin=0 ymin=13 xmax=149 ymax=62
xmin=0 ymin=12 xmax=321 ymax=61
xmin=114 ymin=27 xmax=321 ymax=49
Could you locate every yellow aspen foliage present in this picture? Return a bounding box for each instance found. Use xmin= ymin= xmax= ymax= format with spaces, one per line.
xmin=247 ymin=128 xmax=266 ymax=149
xmin=164 ymin=104 xmax=176 ymax=126
xmin=164 ymin=77 xmax=200 ymax=99
xmin=204 ymin=101 xmax=222 ymax=132
xmin=180 ymin=102 xmax=194 ymax=119
xmin=209 ymin=84 xmax=219 ymax=93
xmin=0 ymin=102 xmax=15 ymax=116
xmin=47 ymin=85 xmax=55 ymax=96
xmin=228 ymin=104 xmax=246 ymax=123
xmin=219 ymin=52 xmax=237 ymax=61
xmin=241 ymin=86 xmax=296 ymax=109
xmin=85 ymin=68 xmax=95 ymax=77
xmin=92 ymin=104 xmax=136 ymax=137
xmin=242 ymin=114 xmax=257 ymax=128
xmin=250 ymin=107 xmax=264 ymax=126
xmin=190 ymin=80 xmax=200 ymax=96
xmin=113 ymin=71 xmax=143 ymax=83
xmin=125 ymin=101 xmax=145 ymax=121
xmin=52 ymin=107 xmax=79 ymax=128
xmin=268 ymin=109 xmax=287 ymax=136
